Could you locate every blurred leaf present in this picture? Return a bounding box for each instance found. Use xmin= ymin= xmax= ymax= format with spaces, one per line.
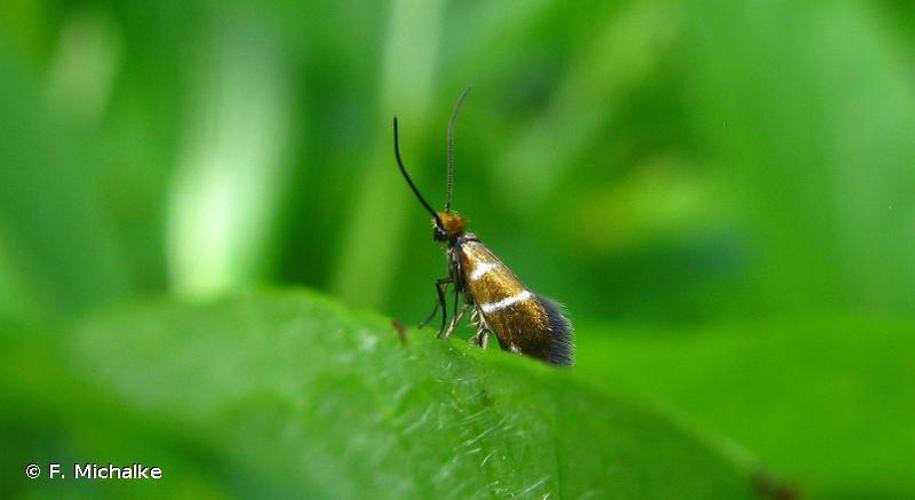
xmin=0 ymin=52 xmax=129 ymax=320
xmin=575 ymin=317 xmax=915 ymax=499
xmin=495 ymin=0 xmax=678 ymax=211
xmin=0 ymin=317 xmax=261 ymax=498
xmin=3 ymin=290 xmax=759 ymax=498
xmin=683 ymin=1 xmax=915 ymax=314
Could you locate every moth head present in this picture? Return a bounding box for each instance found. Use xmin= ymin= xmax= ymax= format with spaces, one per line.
xmin=393 ymin=87 xmax=473 ymax=245
xmin=434 ymin=211 xmax=466 ymax=242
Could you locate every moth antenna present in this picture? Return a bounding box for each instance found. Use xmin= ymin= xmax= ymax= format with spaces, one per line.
xmin=394 ymin=117 xmax=443 ymax=227
xmin=445 ymin=86 xmax=472 ymax=213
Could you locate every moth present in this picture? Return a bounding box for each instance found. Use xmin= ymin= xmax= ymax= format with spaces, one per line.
xmin=393 ymin=88 xmax=573 ymax=365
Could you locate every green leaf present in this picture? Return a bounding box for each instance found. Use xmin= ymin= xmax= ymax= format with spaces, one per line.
xmin=574 ymin=317 xmax=915 ymax=499
xmin=8 ymin=291 xmax=759 ymax=498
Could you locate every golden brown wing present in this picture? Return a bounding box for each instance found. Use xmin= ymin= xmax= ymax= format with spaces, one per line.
xmin=459 ymin=239 xmax=573 ymax=365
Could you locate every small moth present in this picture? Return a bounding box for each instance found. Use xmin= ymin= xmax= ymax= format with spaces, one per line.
xmin=393 ymin=88 xmax=574 ymax=365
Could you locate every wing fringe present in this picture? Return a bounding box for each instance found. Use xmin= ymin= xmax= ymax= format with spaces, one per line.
xmin=537 ymin=295 xmax=574 ymax=366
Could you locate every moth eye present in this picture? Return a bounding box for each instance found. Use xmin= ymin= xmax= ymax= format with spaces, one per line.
xmin=433 ymin=227 xmax=447 ymax=242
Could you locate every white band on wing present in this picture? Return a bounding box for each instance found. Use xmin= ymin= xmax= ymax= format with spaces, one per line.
xmin=469 ymin=261 xmax=497 ymax=281
xmin=480 ymin=290 xmax=533 ymax=314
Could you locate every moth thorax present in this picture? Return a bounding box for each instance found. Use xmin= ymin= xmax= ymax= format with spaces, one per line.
xmin=435 ymin=211 xmax=467 ymax=241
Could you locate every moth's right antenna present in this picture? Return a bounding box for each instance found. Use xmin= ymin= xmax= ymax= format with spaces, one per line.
xmin=445 ymin=86 xmax=472 ymax=213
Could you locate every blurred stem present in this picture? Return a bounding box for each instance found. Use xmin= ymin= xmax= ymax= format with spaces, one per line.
xmin=167 ymin=20 xmax=292 ymax=297
xmin=332 ymin=0 xmax=445 ymax=308
xmin=45 ymin=8 xmax=121 ymax=124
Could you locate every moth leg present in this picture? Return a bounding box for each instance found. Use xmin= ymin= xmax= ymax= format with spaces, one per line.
xmin=444 ymin=305 xmax=469 ymax=339
xmin=417 ymin=305 xmax=439 ymax=329
xmin=419 ymin=277 xmax=452 ymax=337
xmin=469 ymin=327 xmax=484 ymax=346
xmin=469 ymin=307 xmax=491 ymax=348
xmin=480 ymin=329 xmax=491 ymax=349
xmin=443 ymin=290 xmax=468 ymax=339
xmin=469 ymin=309 xmax=480 ymax=344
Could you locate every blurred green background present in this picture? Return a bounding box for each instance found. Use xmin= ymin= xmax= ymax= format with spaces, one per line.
xmin=1 ymin=0 xmax=914 ymax=498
